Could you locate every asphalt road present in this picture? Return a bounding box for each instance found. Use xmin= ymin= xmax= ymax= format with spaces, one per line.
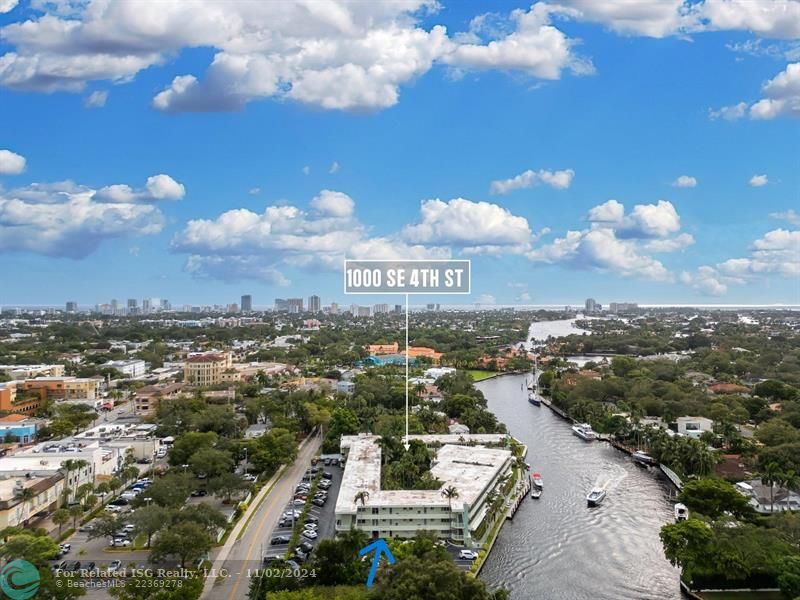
xmin=264 ymin=459 xmax=343 ymax=560
xmin=209 ymin=432 xmax=322 ymax=600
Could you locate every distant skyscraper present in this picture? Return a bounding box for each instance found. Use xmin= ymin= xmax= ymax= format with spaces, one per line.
xmin=111 ymin=299 xmax=119 ymax=311
xmin=274 ymin=298 xmax=289 ymax=312
xmin=373 ymin=303 xmax=389 ymax=314
xmin=585 ymin=298 xmax=598 ymax=314
xmin=160 ymin=299 xmax=171 ymax=311
xmin=394 ymin=304 xmax=403 ymax=314
xmin=127 ymin=299 xmax=137 ymax=310
xmin=142 ymin=298 xmax=152 ymax=313
xmin=287 ymin=298 xmax=304 ymax=313
xmin=308 ymin=295 xmax=321 ymax=313
xmin=241 ymin=295 xmax=252 ymax=312
xmin=329 ymin=302 xmax=339 ymax=315
xmin=65 ymin=301 xmax=78 ymax=313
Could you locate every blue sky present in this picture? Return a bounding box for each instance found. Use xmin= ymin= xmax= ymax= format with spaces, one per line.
xmin=1 ymin=0 xmax=798 ymax=307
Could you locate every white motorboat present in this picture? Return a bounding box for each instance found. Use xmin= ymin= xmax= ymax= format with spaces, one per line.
xmin=674 ymin=503 xmax=689 ymax=522
xmin=572 ymin=423 xmax=597 ymax=441
xmin=531 ymin=488 xmax=542 ymax=500
xmin=632 ymin=451 xmax=658 ymax=466
xmin=586 ymin=487 xmax=607 ymax=507
xmin=532 ymin=472 xmax=543 ymax=488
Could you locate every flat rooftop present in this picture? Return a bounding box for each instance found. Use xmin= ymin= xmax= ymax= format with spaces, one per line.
xmin=336 ymin=434 xmax=511 ymax=515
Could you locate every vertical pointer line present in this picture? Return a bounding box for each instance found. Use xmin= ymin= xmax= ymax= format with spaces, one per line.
xmin=405 ymin=293 xmax=409 ymax=450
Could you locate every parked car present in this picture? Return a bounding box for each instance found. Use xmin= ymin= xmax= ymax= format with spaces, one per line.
xmin=84 ymin=562 xmax=96 ymax=573
xmin=242 ymin=474 xmax=256 ymax=481
xmin=318 ymin=480 xmax=331 ymax=490
xmin=321 ymin=472 xmax=333 ymax=480
xmin=111 ymin=538 xmax=131 ymax=547
xmin=286 ymin=560 xmax=301 ymax=570
xmin=304 ymin=523 xmax=318 ymax=531
xmin=293 ymin=550 xmax=308 ymax=562
xmin=312 ymin=498 xmax=325 ymax=507
xmin=270 ymin=536 xmax=290 ymax=545
xmin=278 ymin=519 xmax=292 ymax=528
xmin=105 ymin=505 xmax=123 ymax=513
xmin=64 ymin=561 xmax=81 ymax=572
xmin=135 ymin=457 xmax=151 ymax=464
xmin=458 ymin=549 xmax=479 ymax=560
xmin=78 ymin=523 xmax=95 ymax=532
xmin=293 ymin=498 xmax=305 ymax=506
xmin=122 ymin=524 xmax=136 ymax=532
xmin=108 ymin=560 xmax=122 ymax=572
xmin=301 ymin=529 xmax=318 ymax=540
xmin=191 ymin=489 xmax=207 ymax=497
xmin=323 ymin=458 xmax=331 ymax=466
xmin=304 ymin=516 xmax=318 ymax=525
xmin=59 ymin=543 xmax=71 ymax=554
xmin=298 ymin=541 xmax=314 ymax=553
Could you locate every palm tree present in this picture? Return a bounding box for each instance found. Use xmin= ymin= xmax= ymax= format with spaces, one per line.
xmin=68 ymin=504 xmax=83 ymax=530
xmin=52 ymin=508 xmax=70 ymax=536
xmin=781 ymin=469 xmax=799 ymax=493
xmin=762 ymin=462 xmax=782 ymax=512
xmin=442 ymin=485 xmax=459 ymax=514
xmin=17 ymin=488 xmax=36 ymax=523
xmin=95 ymin=482 xmax=111 ymax=505
xmin=354 ymin=490 xmax=370 ymax=507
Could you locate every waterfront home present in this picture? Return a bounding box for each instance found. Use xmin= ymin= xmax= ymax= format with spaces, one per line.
xmin=737 ymin=480 xmax=800 ymax=513
xmin=676 ymin=416 xmax=714 ymax=439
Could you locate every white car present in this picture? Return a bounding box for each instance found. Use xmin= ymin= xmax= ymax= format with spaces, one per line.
xmin=122 ymin=524 xmax=136 ymax=532
xmin=110 ymin=538 xmax=131 ymax=547
xmin=105 ymin=505 xmax=123 ymax=513
xmin=242 ymin=474 xmax=256 ymax=481
xmin=301 ymin=529 xmax=318 ymax=540
xmin=303 ymin=523 xmax=318 ymax=531
xmin=458 ymin=549 xmax=479 ymax=560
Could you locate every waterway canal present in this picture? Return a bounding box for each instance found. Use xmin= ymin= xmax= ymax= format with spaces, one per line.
xmin=477 ymin=373 xmax=681 ymax=599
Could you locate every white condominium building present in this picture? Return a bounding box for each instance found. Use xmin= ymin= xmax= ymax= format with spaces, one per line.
xmin=335 ymin=434 xmax=513 ymax=548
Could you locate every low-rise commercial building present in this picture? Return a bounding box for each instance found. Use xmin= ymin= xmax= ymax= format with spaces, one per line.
xmin=335 ymin=434 xmax=513 ymax=547
xmin=184 ymin=351 xmax=233 ymax=386
xmin=103 ymin=359 xmax=147 ymax=378
xmin=0 ymin=377 xmax=102 ymax=414
xmin=134 ymin=383 xmax=185 ymax=415
xmin=0 ymin=414 xmax=46 ymax=443
xmin=676 ymin=416 xmax=714 ymax=439
xmin=0 ymin=473 xmax=65 ymax=529
xmin=0 ymin=364 xmax=66 ymax=379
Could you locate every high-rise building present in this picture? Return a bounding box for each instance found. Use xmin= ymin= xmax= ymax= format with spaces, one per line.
xmin=329 ymin=302 xmax=339 ymax=315
xmin=308 ymin=295 xmax=321 ymax=313
xmin=142 ymin=298 xmax=152 ymax=314
xmin=287 ymin=298 xmax=304 ymax=313
xmin=241 ymin=295 xmax=252 ymax=312
xmin=274 ymin=299 xmax=289 ymax=312
xmin=394 ymin=304 xmax=403 ymax=314
xmin=111 ymin=299 xmax=119 ymax=312
xmin=65 ymin=301 xmax=78 ymax=313
xmin=373 ymin=303 xmax=389 ymax=314
xmin=357 ymin=306 xmax=371 ymax=318
xmin=127 ymin=299 xmax=137 ymax=310
xmin=227 ymin=303 xmax=239 ymax=313
xmin=426 ymin=303 xmax=436 ymax=311
xmin=585 ymin=298 xmax=598 ymax=314
xmin=160 ymin=299 xmax=171 ymax=311
xmin=609 ymin=302 xmax=638 ymax=314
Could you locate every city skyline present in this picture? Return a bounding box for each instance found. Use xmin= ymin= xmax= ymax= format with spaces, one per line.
xmin=1 ymin=1 xmax=798 ymax=306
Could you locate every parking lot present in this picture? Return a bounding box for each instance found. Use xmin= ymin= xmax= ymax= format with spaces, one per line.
xmin=264 ymin=458 xmax=343 ymax=563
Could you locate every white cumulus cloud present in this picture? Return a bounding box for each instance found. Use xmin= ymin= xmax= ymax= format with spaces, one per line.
xmin=672 ymin=175 xmax=697 ymax=188
xmin=310 ymin=189 xmax=354 ymax=218
xmin=83 ymin=90 xmax=108 ymax=108
xmin=0 ymin=180 xmax=169 ymax=258
xmin=403 ymin=198 xmax=533 ymax=253
xmin=490 ymin=168 xmax=574 ymax=195
xmin=749 ymin=174 xmax=769 ymax=187
xmin=713 ymin=63 xmax=800 ymax=121
xmin=96 ymin=174 xmax=185 ymax=202
xmin=0 ymin=149 xmax=26 ymax=174
xmin=771 ymin=209 xmax=800 ymax=225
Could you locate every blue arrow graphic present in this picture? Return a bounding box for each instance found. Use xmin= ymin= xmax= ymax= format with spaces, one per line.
xmin=358 ymin=538 xmax=396 ymax=588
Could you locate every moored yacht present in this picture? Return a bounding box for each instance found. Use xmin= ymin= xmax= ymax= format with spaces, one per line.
xmin=674 ymin=503 xmax=689 ymax=522
xmin=531 ymin=487 xmax=542 ymax=500
xmin=632 ymin=450 xmax=658 ymax=466
xmin=531 ymin=472 xmax=543 ymax=488
xmin=586 ymin=487 xmax=607 ymax=507
xmin=572 ymin=423 xmax=597 ymax=441
xmin=527 ymin=355 xmax=542 ymax=406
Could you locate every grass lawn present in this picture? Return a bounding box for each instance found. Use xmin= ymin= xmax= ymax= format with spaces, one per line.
xmin=467 ymin=370 xmax=496 ymax=381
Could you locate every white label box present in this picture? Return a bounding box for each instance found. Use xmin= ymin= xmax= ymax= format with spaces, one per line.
xmin=344 ymin=259 xmax=471 ymax=295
